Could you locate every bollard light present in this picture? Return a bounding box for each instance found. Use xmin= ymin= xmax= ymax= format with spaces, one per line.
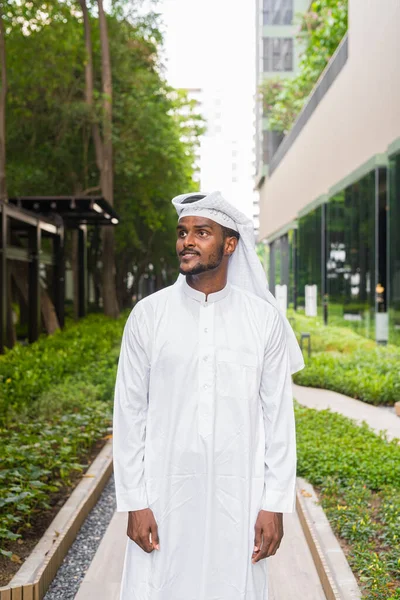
xmin=300 ymin=332 xmax=311 ymax=358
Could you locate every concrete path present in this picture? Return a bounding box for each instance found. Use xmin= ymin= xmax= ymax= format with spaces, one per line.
xmin=75 ymin=381 xmax=400 ymax=600
xmin=75 ymin=509 xmax=326 ymax=600
xmin=293 ymin=383 xmax=400 ymax=441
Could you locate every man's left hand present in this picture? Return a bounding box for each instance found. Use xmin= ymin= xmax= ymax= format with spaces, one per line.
xmin=252 ymin=511 xmax=283 ymax=563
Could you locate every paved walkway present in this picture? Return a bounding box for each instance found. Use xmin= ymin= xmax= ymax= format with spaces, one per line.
xmin=75 ymin=508 xmax=326 ymax=600
xmin=293 ymin=384 xmax=400 ymax=441
xmin=74 ymin=381 xmax=400 ymax=600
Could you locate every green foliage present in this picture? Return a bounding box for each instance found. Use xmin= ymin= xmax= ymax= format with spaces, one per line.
xmin=0 ymin=312 xmax=126 ymax=557
xmin=296 ymin=403 xmax=400 ymax=598
xmin=291 ymin=313 xmax=400 ymax=405
xmin=5 ymin=2 xmax=203 ymax=298
xmin=0 ymin=313 xmax=125 ymax=423
xmin=0 ymin=398 xmax=113 ymax=553
xmin=260 ymin=0 xmax=348 ymax=133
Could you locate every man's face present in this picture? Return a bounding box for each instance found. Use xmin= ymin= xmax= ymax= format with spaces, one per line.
xmin=176 ymin=216 xmax=227 ymax=276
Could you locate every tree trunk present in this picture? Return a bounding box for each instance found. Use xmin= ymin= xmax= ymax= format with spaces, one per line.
xmin=80 ymin=0 xmax=119 ymax=318
xmin=0 ymin=7 xmax=7 ymax=203
xmin=97 ymin=0 xmax=119 ymax=318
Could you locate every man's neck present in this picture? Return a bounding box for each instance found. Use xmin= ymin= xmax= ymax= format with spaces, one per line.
xmin=186 ymin=271 xmax=228 ymax=300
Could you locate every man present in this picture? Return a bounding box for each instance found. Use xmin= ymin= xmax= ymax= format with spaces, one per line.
xmin=113 ymin=191 xmax=304 ymax=600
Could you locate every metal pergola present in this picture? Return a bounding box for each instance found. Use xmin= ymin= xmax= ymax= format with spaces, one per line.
xmin=0 ymin=196 xmax=119 ymax=353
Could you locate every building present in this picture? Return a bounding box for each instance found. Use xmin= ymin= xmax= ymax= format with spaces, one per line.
xmin=177 ymin=88 xmax=203 ymax=185
xmin=254 ymin=0 xmax=310 ymax=235
xmin=257 ymin=0 xmax=400 ymax=344
xmin=195 ymin=89 xmax=254 ymax=218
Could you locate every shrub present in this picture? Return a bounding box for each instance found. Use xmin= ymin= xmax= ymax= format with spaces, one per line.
xmin=0 ymin=313 xmax=125 ymax=423
xmin=0 ymin=396 xmax=113 ymax=557
xmin=0 ymin=312 xmax=127 ymax=559
xmin=291 ymin=313 xmax=400 ymax=405
xmin=295 ymin=402 xmax=400 ymax=599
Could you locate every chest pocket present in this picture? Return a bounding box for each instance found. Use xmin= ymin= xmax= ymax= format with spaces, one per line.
xmin=216 ymin=349 xmax=259 ymax=399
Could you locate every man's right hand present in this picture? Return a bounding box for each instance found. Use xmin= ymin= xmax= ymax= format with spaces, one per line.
xmin=127 ymin=508 xmax=160 ymax=553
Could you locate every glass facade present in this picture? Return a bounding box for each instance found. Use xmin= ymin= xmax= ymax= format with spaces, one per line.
xmin=389 ymin=152 xmax=400 ymax=344
xmin=269 ymin=230 xmax=296 ymax=308
xmin=297 ymin=206 xmax=322 ymax=311
xmin=268 ymin=166 xmax=393 ymax=343
xmin=326 ymin=172 xmax=377 ymax=337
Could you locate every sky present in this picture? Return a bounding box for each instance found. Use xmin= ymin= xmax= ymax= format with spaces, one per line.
xmin=156 ymin=0 xmax=257 ymax=218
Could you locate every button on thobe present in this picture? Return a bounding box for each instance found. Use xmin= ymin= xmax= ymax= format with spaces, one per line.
xmin=113 ymin=279 xmax=297 ymax=600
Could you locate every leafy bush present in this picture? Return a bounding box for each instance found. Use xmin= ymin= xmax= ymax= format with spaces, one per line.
xmin=291 ymin=313 xmax=400 ymax=405
xmin=296 ymin=403 xmax=400 ymax=599
xmin=0 ymin=312 xmax=127 ymax=559
xmin=0 ymin=397 xmax=112 ymax=557
xmin=0 ymin=313 xmax=125 ymax=423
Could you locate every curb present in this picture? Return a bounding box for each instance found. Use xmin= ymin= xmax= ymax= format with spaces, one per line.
xmin=296 ymin=477 xmax=361 ymax=600
xmin=0 ymin=440 xmax=113 ymax=600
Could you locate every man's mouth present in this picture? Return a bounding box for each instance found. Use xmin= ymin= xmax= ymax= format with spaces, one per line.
xmin=180 ymin=251 xmax=199 ymax=257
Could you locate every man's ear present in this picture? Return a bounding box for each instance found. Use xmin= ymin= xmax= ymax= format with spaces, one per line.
xmin=225 ymin=236 xmax=238 ymax=256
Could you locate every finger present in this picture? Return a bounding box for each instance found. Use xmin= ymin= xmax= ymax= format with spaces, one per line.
xmin=267 ymin=542 xmax=281 ymax=557
xmin=252 ymin=535 xmax=268 ymax=563
xmin=253 ymin=534 xmax=275 ymax=563
xmin=253 ymin=524 xmax=262 ymax=554
xmin=266 ymin=536 xmax=281 ymax=557
xmin=139 ymin=527 xmax=154 ymax=553
xmin=150 ymin=521 xmax=160 ymax=550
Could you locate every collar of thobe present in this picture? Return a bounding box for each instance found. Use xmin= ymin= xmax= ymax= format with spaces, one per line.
xmin=182 ymin=277 xmax=231 ymax=304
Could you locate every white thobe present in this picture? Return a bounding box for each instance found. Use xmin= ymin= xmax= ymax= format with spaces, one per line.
xmin=113 ymin=278 xmax=297 ymax=600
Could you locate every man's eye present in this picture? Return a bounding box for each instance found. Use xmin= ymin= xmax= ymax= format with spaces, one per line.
xmin=178 ymin=231 xmax=186 ymax=237
xmin=198 ymin=231 xmax=208 ymax=236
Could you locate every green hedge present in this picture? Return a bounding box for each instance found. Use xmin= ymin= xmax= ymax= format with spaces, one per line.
xmin=296 ymin=402 xmax=400 ymax=600
xmin=0 ymin=313 xmax=127 ymax=559
xmin=291 ymin=313 xmax=400 ymax=405
xmin=0 ymin=313 xmax=125 ymax=423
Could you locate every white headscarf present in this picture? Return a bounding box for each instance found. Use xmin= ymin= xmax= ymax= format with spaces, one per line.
xmin=172 ymin=190 xmax=305 ymax=374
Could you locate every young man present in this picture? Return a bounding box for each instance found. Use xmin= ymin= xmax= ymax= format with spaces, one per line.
xmin=113 ymin=191 xmax=304 ymax=600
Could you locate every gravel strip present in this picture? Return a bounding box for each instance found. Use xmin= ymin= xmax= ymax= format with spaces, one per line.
xmin=44 ymin=473 xmax=116 ymax=600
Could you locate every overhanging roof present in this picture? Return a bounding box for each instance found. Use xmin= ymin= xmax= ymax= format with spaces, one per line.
xmin=8 ymin=196 xmax=119 ymax=226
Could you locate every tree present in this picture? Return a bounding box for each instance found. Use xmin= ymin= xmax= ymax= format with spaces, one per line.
xmin=78 ymin=0 xmax=119 ymax=317
xmin=97 ymin=0 xmax=119 ymax=317
xmin=0 ymin=5 xmax=6 ymax=202
xmin=5 ymin=1 xmax=203 ymax=312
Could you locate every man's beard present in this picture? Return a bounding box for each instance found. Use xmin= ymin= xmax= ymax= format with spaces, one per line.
xmin=179 ymin=243 xmax=224 ymax=276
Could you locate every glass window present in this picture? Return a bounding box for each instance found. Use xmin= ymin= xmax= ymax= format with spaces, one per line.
xmin=389 ymin=152 xmax=400 ymax=344
xmin=262 ymin=131 xmax=269 ymax=165
xmin=326 ymin=172 xmax=376 ymax=338
xmin=297 ymin=206 xmax=322 ymax=311
xmin=263 ymin=38 xmax=270 ymax=72
xmin=283 ymin=38 xmax=293 ymax=71
xmin=263 ymin=37 xmax=293 ymax=72
xmin=263 ymin=0 xmax=293 ymax=25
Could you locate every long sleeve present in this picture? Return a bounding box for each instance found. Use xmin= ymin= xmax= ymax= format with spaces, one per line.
xmin=113 ymin=303 xmax=151 ymax=512
xmin=259 ymin=308 xmax=297 ymax=513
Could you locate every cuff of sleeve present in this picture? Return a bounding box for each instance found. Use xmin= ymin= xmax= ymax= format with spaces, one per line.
xmin=115 ymin=485 xmax=149 ymax=512
xmin=260 ymin=487 xmax=296 ymax=513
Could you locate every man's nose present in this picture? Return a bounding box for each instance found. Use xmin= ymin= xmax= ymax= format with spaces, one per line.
xmin=183 ymin=232 xmax=196 ymax=246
